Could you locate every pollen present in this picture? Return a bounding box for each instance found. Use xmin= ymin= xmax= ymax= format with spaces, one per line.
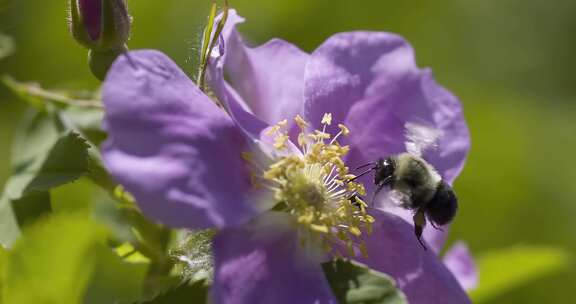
xmin=321 ymin=113 xmax=333 ymax=125
xmin=260 ymin=114 xmax=374 ymax=257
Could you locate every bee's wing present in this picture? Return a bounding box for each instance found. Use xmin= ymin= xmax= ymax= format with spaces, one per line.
xmin=404 ymin=122 xmax=442 ymax=157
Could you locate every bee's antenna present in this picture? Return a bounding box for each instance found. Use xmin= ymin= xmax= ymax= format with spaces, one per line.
xmin=347 ymin=167 xmax=375 ymax=182
xmin=355 ymin=162 xmax=375 ymax=170
xmin=347 ymin=162 xmax=377 ymax=183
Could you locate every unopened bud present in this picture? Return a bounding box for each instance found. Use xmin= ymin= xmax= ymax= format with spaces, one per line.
xmin=69 ymin=0 xmax=130 ymax=51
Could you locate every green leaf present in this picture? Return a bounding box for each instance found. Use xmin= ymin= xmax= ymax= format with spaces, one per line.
xmin=5 ymin=130 xmax=90 ymax=199
xmin=0 ymin=112 xmax=90 ymax=246
xmin=322 ymin=259 xmax=407 ymax=304
xmin=0 ymin=196 xmax=21 ymax=247
xmin=61 ymin=106 xmax=106 ymax=145
xmin=0 ymin=33 xmax=15 ymax=60
xmin=0 ymin=192 xmax=51 ymax=247
xmin=143 ymin=281 xmax=208 ymax=304
xmin=94 ymin=201 xmax=172 ymax=262
xmin=84 ymin=150 xmax=117 ymax=197
xmin=0 ymin=243 xmax=7 ymax=297
xmin=470 ymin=245 xmax=572 ymax=303
xmin=1 ymin=214 xmax=106 ymax=304
xmin=83 ymin=245 xmax=149 ymax=304
xmin=11 ymin=111 xmax=62 ymax=171
xmin=50 ymin=178 xmax=94 ymax=213
xmin=5 ymin=191 xmax=51 ymax=227
xmin=1 ymin=213 xmax=149 ymax=304
xmin=5 ymin=111 xmax=90 ymax=199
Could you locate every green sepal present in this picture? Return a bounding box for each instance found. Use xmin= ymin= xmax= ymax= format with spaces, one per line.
xmin=98 ymin=0 xmax=130 ymax=51
xmin=170 ymin=229 xmax=215 ymax=283
xmin=88 ymin=47 xmax=125 ymax=81
xmin=322 ymin=259 xmax=407 ymax=304
xmin=197 ymin=2 xmax=229 ymax=91
xmin=69 ymin=0 xmax=95 ymax=49
xmin=196 ymin=3 xmax=218 ymax=90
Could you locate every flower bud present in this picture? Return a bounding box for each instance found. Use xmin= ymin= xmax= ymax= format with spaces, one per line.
xmin=69 ymin=0 xmax=131 ymax=51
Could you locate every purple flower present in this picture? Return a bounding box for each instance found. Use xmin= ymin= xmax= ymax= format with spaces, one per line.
xmin=443 ymin=242 xmax=479 ymax=291
xmin=102 ymin=10 xmax=473 ymax=304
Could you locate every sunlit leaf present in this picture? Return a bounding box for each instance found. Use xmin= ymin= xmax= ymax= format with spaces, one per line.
xmin=322 ymin=259 xmax=407 ymax=304
xmin=0 ymin=33 xmax=14 ymax=60
xmin=114 ymin=243 xmax=151 ymax=264
xmin=83 ymin=245 xmax=149 ymax=304
xmin=0 ymin=241 xmax=7 ymax=294
xmin=1 ymin=213 xmax=150 ymax=304
xmin=470 ymin=245 xmax=572 ymax=303
xmin=1 ymin=214 xmax=106 ymax=303
xmin=0 ymin=195 xmax=21 ymax=247
xmin=94 ymin=201 xmax=172 ymax=261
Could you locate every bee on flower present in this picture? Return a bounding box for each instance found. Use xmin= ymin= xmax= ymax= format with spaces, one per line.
xmin=101 ymin=9 xmax=476 ymax=304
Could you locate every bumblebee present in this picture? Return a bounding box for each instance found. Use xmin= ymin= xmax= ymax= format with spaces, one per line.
xmin=350 ymin=123 xmax=458 ymax=249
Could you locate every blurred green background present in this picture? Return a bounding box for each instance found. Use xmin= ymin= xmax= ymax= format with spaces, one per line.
xmin=1 ymin=0 xmax=575 ymax=302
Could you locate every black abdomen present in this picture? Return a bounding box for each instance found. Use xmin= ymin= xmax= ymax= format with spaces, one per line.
xmin=425 ymin=181 xmax=458 ymax=226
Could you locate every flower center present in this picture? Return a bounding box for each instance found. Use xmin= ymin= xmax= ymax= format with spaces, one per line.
xmin=260 ymin=114 xmax=374 ymax=257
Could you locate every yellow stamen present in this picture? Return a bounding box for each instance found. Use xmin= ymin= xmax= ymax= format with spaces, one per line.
xmin=273 ymin=134 xmax=289 ymax=150
xmin=321 ymin=113 xmax=333 ymax=125
xmin=338 ymin=124 xmax=350 ymax=136
xmin=277 ymin=119 xmax=288 ymax=128
xmin=258 ymin=113 xmax=373 ymax=257
xmin=295 ymin=115 xmax=309 ymax=130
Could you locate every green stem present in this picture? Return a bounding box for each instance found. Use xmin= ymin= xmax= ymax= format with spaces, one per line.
xmin=197 ymin=1 xmax=229 ymax=93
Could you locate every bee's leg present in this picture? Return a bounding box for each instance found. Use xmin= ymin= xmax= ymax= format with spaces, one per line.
xmin=370 ymin=183 xmax=386 ymax=206
xmin=413 ymin=210 xmax=427 ymax=250
xmin=430 ymin=220 xmax=444 ymax=232
xmin=368 ymin=175 xmax=393 ymax=206
xmin=347 ymin=193 xmax=362 ymax=208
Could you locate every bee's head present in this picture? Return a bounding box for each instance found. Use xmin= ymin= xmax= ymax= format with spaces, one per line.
xmin=374 ymin=157 xmax=395 ymax=186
